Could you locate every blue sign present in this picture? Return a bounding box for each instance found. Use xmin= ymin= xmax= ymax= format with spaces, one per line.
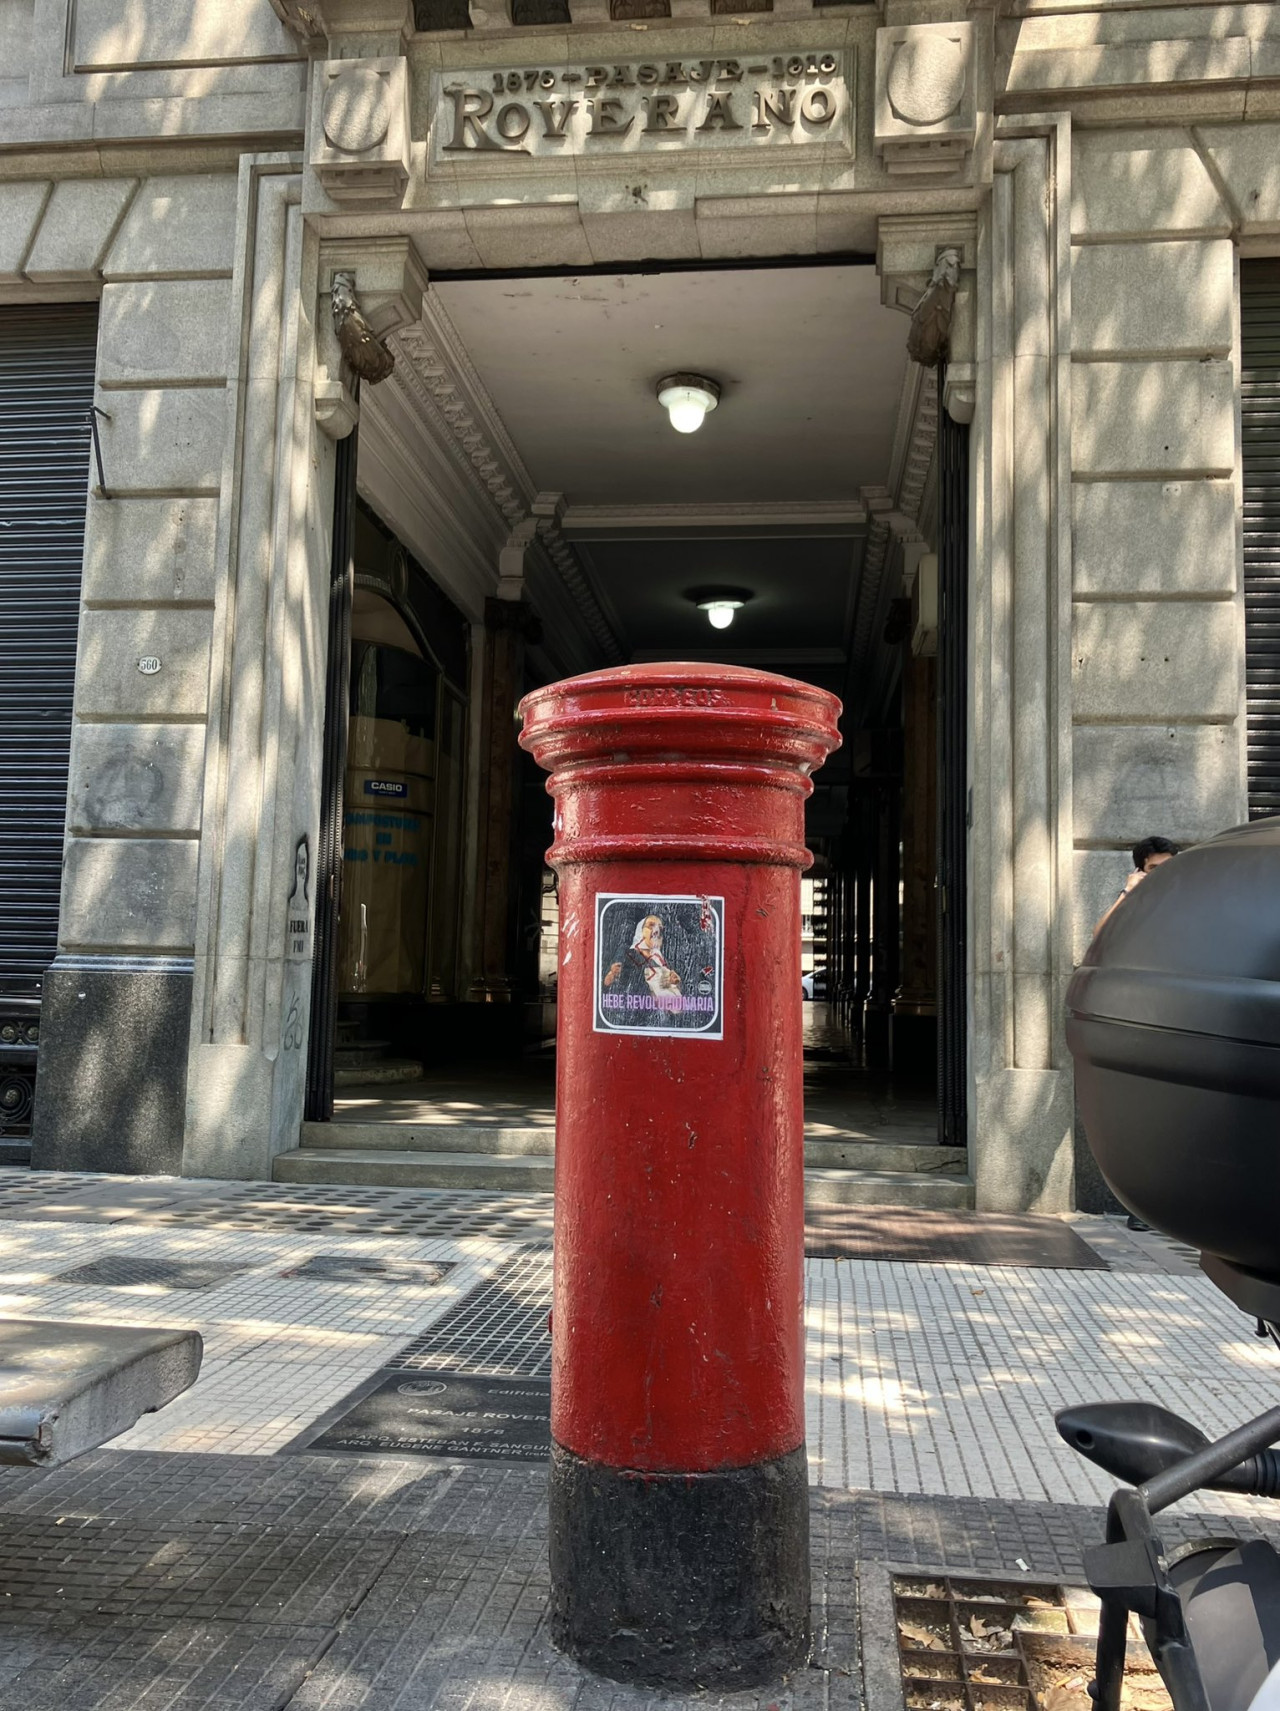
xmin=363 ymin=779 xmax=408 ymax=799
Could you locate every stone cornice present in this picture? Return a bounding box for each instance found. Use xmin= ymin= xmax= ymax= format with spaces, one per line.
xmin=533 ymin=522 xmax=626 ymax=666
xmin=387 ymin=300 xmax=625 ymax=663
xmin=390 ymin=293 xmax=535 ymax=531
xmin=561 ymin=500 xmax=868 ymax=538
xmin=358 ymin=381 xmax=505 ymax=619
xmin=845 ymin=361 xmax=936 ymax=714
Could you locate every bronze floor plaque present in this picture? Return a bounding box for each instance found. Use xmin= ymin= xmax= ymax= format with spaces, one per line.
xmin=305 ymin=1369 xmax=551 ymax=1462
xmin=805 ymin=1210 xmax=1109 ymax=1269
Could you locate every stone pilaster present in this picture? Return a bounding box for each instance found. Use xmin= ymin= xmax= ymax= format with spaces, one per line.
xmin=178 ymin=156 xmax=336 ymax=1180
xmin=969 ymin=115 xmax=1076 ymax=1212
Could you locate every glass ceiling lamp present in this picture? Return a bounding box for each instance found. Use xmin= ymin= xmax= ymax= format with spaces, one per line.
xmin=657 ymin=373 xmax=721 ymax=435
xmin=687 ymin=586 xmax=753 ymax=631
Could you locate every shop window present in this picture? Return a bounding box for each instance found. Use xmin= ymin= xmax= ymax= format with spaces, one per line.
xmin=340 ymin=634 xmax=439 ymax=997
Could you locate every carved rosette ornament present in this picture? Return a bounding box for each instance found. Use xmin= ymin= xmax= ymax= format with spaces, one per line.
xmin=323 ymin=66 xmax=393 ymax=154
xmin=874 ymin=23 xmax=975 ymax=178
xmin=309 ymin=57 xmax=411 ymax=205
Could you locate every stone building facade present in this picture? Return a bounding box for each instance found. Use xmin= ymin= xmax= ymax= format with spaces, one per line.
xmin=0 ymin=0 xmax=1274 ymax=1209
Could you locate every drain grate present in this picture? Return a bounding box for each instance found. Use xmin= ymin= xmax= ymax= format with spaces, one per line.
xmin=893 ymin=1574 xmax=1170 ymax=1711
xmin=388 ymin=1251 xmax=552 ymax=1377
xmin=279 ymin=1255 xmax=456 ymax=1286
xmin=56 ymin=1256 xmax=248 ymax=1292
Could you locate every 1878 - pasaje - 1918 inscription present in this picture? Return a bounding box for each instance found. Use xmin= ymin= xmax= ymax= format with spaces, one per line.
xmin=430 ymin=51 xmax=853 ymax=162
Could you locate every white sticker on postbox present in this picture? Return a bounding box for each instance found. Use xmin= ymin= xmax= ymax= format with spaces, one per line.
xmin=593 ymin=893 xmax=724 ymax=1039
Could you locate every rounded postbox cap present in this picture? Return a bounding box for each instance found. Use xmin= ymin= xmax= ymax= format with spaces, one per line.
xmin=518 ymin=662 xmax=842 ymax=776
xmin=519 ymin=663 xmax=843 ymax=871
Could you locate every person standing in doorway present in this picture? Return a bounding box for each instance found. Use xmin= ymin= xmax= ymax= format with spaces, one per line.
xmin=1093 ymin=836 xmax=1178 ymax=940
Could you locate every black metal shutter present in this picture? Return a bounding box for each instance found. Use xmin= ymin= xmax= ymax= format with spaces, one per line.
xmin=1241 ymin=261 xmax=1280 ymax=820
xmin=0 ymin=304 xmax=98 ymax=996
xmin=936 ymin=374 xmax=969 ymax=1148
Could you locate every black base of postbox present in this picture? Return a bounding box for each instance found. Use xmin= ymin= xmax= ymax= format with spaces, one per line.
xmin=547 ymin=1439 xmax=812 ymax=1689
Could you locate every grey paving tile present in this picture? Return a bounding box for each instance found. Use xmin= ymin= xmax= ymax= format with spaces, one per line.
xmin=0 ymin=1455 xmax=1275 ymax=1709
xmin=0 ymin=1614 xmax=333 ymax=1709
xmin=289 ymin=1527 xmax=848 ymax=1711
xmin=0 ymin=1515 xmax=400 ymax=1627
xmin=0 ymin=1449 xmax=463 ymax=1534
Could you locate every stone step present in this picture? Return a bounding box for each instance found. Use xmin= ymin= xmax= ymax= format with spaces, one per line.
xmin=302 ymin=1121 xmax=556 ymax=1155
xmin=274 ymin=1147 xmax=974 ymax=1207
xmin=274 ymin=1148 xmax=556 ymax=1191
xmin=803 ymin=1168 xmax=974 ymax=1209
xmin=304 ymin=1121 xmax=964 ymax=1176
xmin=332 ymin=1059 xmax=425 ymax=1089
xmin=803 ymin=1139 xmax=965 ymax=1174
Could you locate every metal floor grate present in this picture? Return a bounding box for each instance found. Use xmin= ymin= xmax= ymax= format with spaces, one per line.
xmin=388 ymin=1252 xmax=553 ymax=1378
xmin=55 ymin=1256 xmax=249 ymax=1292
xmin=893 ymin=1573 xmax=1169 ymax=1711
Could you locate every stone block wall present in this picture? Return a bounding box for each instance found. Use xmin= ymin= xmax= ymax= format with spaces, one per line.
xmin=72 ymin=181 xmax=237 ymax=941
xmin=22 ymin=172 xmax=239 ymax=1171
xmin=1068 ymin=129 xmax=1247 ymax=960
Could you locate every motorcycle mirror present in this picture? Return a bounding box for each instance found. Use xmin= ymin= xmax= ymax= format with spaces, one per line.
xmin=1055 ymin=1401 xmax=1209 ymax=1486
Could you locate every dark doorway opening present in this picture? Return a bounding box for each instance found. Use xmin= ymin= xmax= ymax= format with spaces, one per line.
xmin=297 ymin=259 xmax=969 ymax=1185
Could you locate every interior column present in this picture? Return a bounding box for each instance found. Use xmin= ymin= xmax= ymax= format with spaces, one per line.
xmin=893 ymin=649 xmax=938 ymax=1082
xmin=469 ymin=592 xmax=537 ymax=1013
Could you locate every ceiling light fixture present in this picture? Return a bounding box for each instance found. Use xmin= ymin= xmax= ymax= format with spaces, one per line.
xmin=657 ymin=373 xmax=721 ymax=435
xmin=688 ymin=586 xmax=753 ymax=632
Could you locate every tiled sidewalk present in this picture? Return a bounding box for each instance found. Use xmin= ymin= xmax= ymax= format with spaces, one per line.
xmin=0 ymin=1170 xmax=1272 ymax=1514
xmin=0 ymin=1171 xmax=1276 ymax=1708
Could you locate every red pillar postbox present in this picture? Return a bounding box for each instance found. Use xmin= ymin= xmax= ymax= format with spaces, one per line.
xmin=518 ymin=663 xmax=842 ymax=1689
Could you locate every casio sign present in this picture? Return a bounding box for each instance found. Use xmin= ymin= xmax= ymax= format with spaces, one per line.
xmin=363 ymin=779 xmax=408 ymax=799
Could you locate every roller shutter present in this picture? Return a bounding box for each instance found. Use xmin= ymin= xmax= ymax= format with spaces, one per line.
xmin=0 ymin=304 xmax=98 ymax=998
xmin=1241 ymin=261 xmax=1280 ymax=820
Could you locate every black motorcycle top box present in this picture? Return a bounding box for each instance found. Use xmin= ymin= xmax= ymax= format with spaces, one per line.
xmin=1066 ymin=817 xmax=1280 ymax=1282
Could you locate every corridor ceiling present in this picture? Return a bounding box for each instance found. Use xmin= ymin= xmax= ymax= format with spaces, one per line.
xmin=425 ymin=260 xmax=911 ymax=688
xmin=432 ymin=262 xmax=907 ymax=509
xmin=579 ymin=534 xmax=859 ymax=668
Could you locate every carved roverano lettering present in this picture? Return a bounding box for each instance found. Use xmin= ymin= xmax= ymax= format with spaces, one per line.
xmin=434 ymin=51 xmax=851 ymax=161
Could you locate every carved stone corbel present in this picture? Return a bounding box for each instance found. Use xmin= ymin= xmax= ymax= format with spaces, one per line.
xmin=267 ymin=0 xmax=328 ymax=38
xmin=942 ymin=271 xmax=976 ymax=425
xmin=906 ymin=248 xmax=959 ymax=369
xmin=877 ymin=214 xmax=977 ymax=424
xmin=313 ymin=238 xmax=428 ymax=439
xmin=497 ymin=516 xmax=540 ymax=599
xmin=314 ymin=379 xmax=360 ymax=441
